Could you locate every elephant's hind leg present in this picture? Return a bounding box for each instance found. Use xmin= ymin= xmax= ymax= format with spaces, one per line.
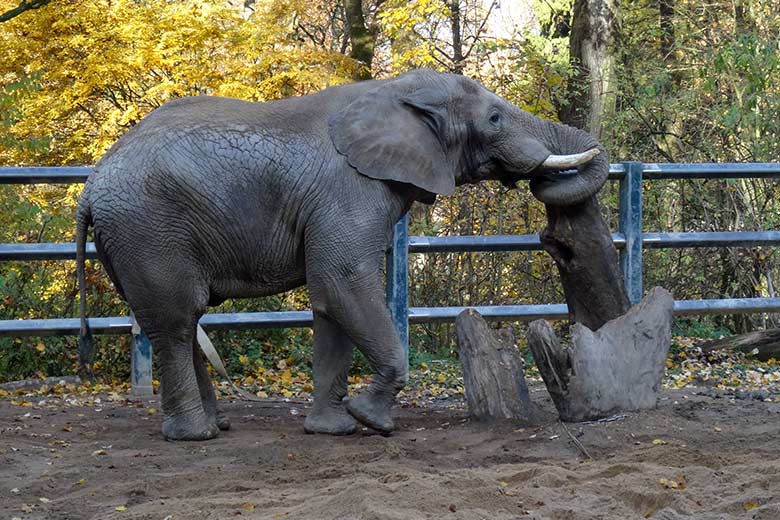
xmin=132 ymin=294 xmax=218 ymax=441
xmin=192 ymin=339 xmax=230 ymax=431
xmin=304 ymin=314 xmax=356 ymax=435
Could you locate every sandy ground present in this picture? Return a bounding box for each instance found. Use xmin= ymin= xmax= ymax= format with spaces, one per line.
xmin=1 ymin=386 xmax=779 ymax=520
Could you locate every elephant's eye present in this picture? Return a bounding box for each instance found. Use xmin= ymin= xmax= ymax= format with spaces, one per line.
xmin=489 ymin=112 xmax=501 ymax=125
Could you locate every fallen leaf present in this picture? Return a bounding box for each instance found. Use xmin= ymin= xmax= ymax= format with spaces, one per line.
xmin=659 ymin=475 xmax=686 ymax=490
xmin=115 ymin=505 xmax=127 ymax=511
xmin=147 ymin=408 xmax=157 ymax=415
xmin=92 ymin=449 xmax=107 ymax=456
xmin=243 ymin=503 xmax=255 ymax=511
xmin=499 ymin=481 xmax=508 ymax=487
xmin=744 ymin=500 xmax=758 ymax=511
xmin=714 ymin=427 xmax=722 ymax=432
xmin=652 ymin=439 xmax=667 ymax=446
xmin=62 ymin=426 xmax=72 ymax=432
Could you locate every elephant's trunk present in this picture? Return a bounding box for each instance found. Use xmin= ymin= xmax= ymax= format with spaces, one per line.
xmin=530 ymin=120 xmax=609 ymax=206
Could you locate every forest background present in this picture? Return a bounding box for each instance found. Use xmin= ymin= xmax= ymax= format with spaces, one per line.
xmin=1 ymin=0 xmax=779 ymax=382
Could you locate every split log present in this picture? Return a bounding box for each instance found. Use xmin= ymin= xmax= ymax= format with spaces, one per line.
xmin=541 ymin=196 xmax=630 ymax=329
xmin=700 ymin=329 xmax=780 ymax=361
xmin=455 ymin=309 xmax=534 ymax=422
xmin=528 ymin=287 xmax=674 ymax=421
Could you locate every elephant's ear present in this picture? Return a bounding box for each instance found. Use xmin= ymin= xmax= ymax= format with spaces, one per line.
xmin=328 ymin=83 xmax=456 ymax=196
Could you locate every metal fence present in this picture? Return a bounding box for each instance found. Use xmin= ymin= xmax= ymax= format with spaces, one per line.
xmin=3 ymin=163 xmax=780 ymax=392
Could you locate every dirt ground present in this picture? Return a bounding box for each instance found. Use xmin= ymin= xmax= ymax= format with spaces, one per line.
xmin=1 ymin=386 xmax=779 ymax=520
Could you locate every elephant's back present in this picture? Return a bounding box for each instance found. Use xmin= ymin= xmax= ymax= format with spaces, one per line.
xmin=86 ymin=90 xmax=361 ymax=295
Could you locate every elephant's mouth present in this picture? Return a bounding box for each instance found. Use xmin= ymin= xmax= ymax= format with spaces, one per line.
xmin=497 ymin=164 xmax=578 ymax=189
xmin=498 ymin=148 xmax=600 ymax=188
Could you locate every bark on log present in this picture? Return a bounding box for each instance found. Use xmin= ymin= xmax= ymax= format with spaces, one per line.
xmin=541 ymin=196 xmax=630 ymax=330
xmin=455 ymin=309 xmax=534 ymax=422
xmin=529 ymin=287 xmax=674 ymax=421
xmin=700 ymin=330 xmax=780 ymax=361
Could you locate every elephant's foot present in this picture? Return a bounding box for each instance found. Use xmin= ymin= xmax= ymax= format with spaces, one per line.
xmin=216 ymin=413 xmax=231 ymax=431
xmin=304 ymin=405 xmax=357 ymax=435
xmin=346 ymin=392 xmax=394 ymax=434
xmin=162 ymin=413 xmax=219 ymax=441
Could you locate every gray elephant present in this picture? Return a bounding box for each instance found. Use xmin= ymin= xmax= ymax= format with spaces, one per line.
xmin=76 ymin=69 xmax=607 ymax=440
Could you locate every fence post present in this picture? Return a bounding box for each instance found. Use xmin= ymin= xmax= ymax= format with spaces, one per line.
xmin=130 ymin=315 xmax=154 ymax=397
xmin=386 ymin=213 xmax=410 ymax=375
xmin=619 ymin=161 xmax=644 ymax=305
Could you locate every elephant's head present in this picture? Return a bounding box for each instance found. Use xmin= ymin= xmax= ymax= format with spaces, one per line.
xmin=328 ymin=69 xmax=607 ymax=206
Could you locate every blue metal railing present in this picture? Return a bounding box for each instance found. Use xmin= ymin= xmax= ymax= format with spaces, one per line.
xmin=3 ymin=163 xmax=780 ymax=392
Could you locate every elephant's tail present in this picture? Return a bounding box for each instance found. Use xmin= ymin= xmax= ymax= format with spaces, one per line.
xmin=76 ymin=193 xmax=94 ymax=377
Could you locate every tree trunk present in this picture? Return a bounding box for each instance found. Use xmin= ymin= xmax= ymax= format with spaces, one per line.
xmin=449 ymin=1 xmax=464 ymax=75
xmin=700 ymin=329 xmax=780 ymax=362
xmin=455 ymin=309 xmax=535 ymax=422
xmin=659 ymin=0 xmax=675 ymax=60
xmin=559 ymin=0 xmax=618 ymax=138
xmin=541 ymin=196 xmax=630 ymax=330
xmin=344 ymin=0 xmax=375 ymax=80
xmin=529 ymin=287 xmax=674 ymax=421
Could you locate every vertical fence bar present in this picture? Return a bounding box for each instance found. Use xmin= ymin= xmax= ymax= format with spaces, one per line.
xmin=386 ymin=213 xmax=410 ymax=374
xmin=619 ymin=161 xmax=644 ymax=304
xmin=130 ymin=315 xmax=154 ymax=397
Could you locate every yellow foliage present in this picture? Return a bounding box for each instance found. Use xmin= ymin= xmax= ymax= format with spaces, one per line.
xmin=0 ymin=0 xmax=357 ymax=166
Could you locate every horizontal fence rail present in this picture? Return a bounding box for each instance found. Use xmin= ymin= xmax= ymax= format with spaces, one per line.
xmin=4 ymin=297 xmax=780 ymax=337
xmin=5 ymin=231 xmax=780 ymax=261
xmin=3 ymin=162 xmax=780 ymax=392
xmin=5 ymin=162 xmax=780 ymax=183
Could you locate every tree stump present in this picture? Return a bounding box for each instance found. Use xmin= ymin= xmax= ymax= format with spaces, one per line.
xmin=455 ymin=309 xmax=534 ymax=422
xmin=528 ymin=287 xmax=673 ymax=421
xmin=525 ymin=196 xmax=674 ymax=421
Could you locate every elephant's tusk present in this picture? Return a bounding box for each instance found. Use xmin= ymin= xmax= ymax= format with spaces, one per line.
xmin=541 ymin=148 xmax=600 ymax=170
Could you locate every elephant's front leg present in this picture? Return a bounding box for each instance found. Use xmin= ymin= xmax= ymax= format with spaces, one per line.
xmin=303 ymin=314 xmax=357 ymax=435
xmin=308 ymin=262 xmax=407 ymax=434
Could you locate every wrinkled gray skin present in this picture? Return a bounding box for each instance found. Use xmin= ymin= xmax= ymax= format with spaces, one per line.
xmin=76 ymin=69 xmax=608 ymax=441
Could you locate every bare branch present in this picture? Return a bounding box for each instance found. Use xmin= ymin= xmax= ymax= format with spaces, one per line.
xmin=462 ymin=0 xmax=497 ymax=61
xmin=0 ymin=0 xmax=51 ymax=23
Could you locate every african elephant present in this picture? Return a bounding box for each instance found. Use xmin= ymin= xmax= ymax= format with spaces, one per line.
xmin=75 ymin=69 xmax=607 ymax=441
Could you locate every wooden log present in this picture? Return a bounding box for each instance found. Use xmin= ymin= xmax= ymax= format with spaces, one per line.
xmin=528 ymin=287 xmax=674 ymax=421
xmin=455 ymin=309 xmax=534 ymax=422
xmin=0 ymin=375 xmax=82 ymax=392
xmin=541 ymin=196 xmax=630 ymax=330
xmin=700 ymin=329 xmax=780 ymax=361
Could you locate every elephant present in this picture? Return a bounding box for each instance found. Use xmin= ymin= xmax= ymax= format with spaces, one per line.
xmin=75 ymin=68 xmax=607 ymax=441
